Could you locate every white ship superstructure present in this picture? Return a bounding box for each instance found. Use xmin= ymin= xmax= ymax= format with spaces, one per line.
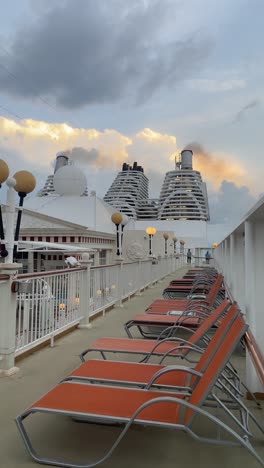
xmin=158 ymin=150 xmax=210 ymax=221
xmin=136 ymin=199 xmax=159 ymax=220
xmin=38 ymin=152 xmax=88 ymax=197
xmin=103 ymin=162 xmax=149 ymax=218
xmin=104 ymin=149 xmax=210 ymax=221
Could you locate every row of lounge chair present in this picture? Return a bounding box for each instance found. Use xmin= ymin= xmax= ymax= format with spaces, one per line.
xmin=16 ymin=267 xmax=264 ymax=467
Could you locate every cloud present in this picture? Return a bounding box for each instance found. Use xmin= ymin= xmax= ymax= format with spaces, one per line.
xmin=0 ymin=116 xmax=259 ymax=225
xmin=184 ymin=142 xmax=249 ymax=189
xmin=71 ymin=147 xmax=99 ymax=165
xmin=0 ymin=117 xmax=132 ymax=171
xmin=233 ymin=99 xmax=260 ymax=122
xmin=0 ymin=1 xmax=212 ymax=108
xmin=209 ymin=180 xmax=256 ymax=224
xmin=188 ymin=78 xmax=246 ymax=93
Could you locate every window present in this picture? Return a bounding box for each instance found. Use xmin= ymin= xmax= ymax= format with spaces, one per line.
xmin=38 ymin=236 xmax=42 ymax=241
xmin=62 ymin=237 xmax=66 ymax=242
xmin=46 ymin=236 xmax=50 ymax=242
xmin=54 ymin=236 xmax=58 ymax=243
xmin=70 ymin=236 xmax=75 ymax=242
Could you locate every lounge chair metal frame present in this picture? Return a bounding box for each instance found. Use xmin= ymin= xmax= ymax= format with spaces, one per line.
xmin=80 ymin=300 xmax=230 ymax=363
xmin=16 ymin=318 xmax=264 ymax=468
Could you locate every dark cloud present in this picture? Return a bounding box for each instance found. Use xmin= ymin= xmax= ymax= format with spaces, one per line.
xmin=209 ymin=180 xmax=256 ymax=224
xmin=0 ymin=0 xmax=212 ymax=109
xmin=233 ymin=99 xmax=260 ymax=122
xmin=71 ymin=147 xmax=99 ymax=164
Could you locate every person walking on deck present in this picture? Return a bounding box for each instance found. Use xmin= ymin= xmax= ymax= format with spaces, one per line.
xmin=187 ymin=249 xmax=192 ymax=264
xmin=205 ymin=250 xmax=211 ymax=264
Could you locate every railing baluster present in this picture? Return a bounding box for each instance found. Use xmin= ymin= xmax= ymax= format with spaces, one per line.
xmin=14 ymin=258 xmax=180 ymax=356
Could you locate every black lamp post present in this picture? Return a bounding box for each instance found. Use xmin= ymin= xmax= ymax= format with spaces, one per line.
xmin=111 ymin=212 xmax=123 ymax=256
xmin=0 ymin=159 xmax=10 ymax=258
xmin=146 ymin=227 xmax=156 ymax=256
xmin=180 ymin=240 xmax=185 ymax=254
xmin=163 ymin=232 xmax=169 ymax=255
xmin=12 ymin=171 xmax=36 ymax=261
xmin=121 ymin=214 xmax=129 ymax=252
xmin=172 ymin=236 xmax=177 ymax=254
xmin=0 ymin=162 xmax=36 ymax=263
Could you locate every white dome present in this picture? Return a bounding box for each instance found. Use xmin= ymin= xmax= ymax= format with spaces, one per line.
xmin=53 ymin=165 xmax=87 ymax=196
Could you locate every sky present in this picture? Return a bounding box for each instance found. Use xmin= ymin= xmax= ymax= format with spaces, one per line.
xmin=0 ymin=0 xmax=263 ymax=225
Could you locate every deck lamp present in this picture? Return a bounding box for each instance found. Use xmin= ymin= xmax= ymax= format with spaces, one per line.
xmin=111 ymin=212 xmax=123 ymax=256
xmin=172 ymin=236 xmax=177 ymax=254
xmin=212 ymin=242 xmax=218 ymax=248
xmin=13 ymin=171 xmax=36 ymax=261
xmin=180 ymin=239 xmax=185 ymax=254
xmin=146 ymin=226 xmax=156 ymax=256
xmin=163 ymin=232 xmax=169 ymax=255
xmin=0 ymin=159 xmax=10 ymax=257
xmin=121 ymin=214 xmax=129 ymax=253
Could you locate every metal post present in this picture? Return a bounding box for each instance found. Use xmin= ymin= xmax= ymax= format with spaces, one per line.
xmin=0 ymin=264 xmax=21 ymax=375
xmin=5 ymin=179 xmax=16 ymax=264
xmin=13 ymin=193 xmax=26 ymax=261
xmin=78 ymin=260 xmax=93 ymax=328
xmin=149 ymin=234 xmax=152 ymax=256
xmin=116 ymin=225 xmax=120 ymax=256
xmin=116 ymin=258 xmax=124 ymax=307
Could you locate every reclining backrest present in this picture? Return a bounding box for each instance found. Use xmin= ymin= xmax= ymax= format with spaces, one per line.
xmin=184 ymin=314 xmax=248 ymax=425
xmin=190 ymin=303 xmax=238 ymax=386
xmin=206 ymin=274 xmax=223 ymax=306
xmin=179 ymin=299 xmax=229 ymax=357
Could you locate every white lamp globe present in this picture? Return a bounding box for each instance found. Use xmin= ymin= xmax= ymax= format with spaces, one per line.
xmin=121 ymin=214 xmax=129 ymax=226
xmin=53 ymin=165 xmax=87 ymax=196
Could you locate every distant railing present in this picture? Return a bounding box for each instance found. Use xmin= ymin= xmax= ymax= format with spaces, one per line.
xmin=184 ymin=256 xmax=215 ymax=268
xmin=15 ymin=255 xmax=184 ymax=356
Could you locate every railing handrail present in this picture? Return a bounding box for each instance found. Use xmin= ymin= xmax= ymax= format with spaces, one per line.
xmin=17 ymin=257 xmax=172 ymax=278
xmin=17 ymin=267 xmax=87 ymax=279
xmin=244 ymin=329 xmax=264 ymax=388
xmin=0 ymin=274 xmax=11 ymax=281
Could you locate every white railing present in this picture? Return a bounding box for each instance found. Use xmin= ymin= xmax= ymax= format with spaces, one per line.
xmin=15 ymin=255 xmax=184 ymax=356
xmin=15 ymin=268 xmax=84 ymax=356
xmin=214 ymin=197 xmax=264 ymax=393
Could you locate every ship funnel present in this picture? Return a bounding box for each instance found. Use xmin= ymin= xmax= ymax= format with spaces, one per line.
xmin=181 ymin=149 xmax=193 ymax=170
xmin=54 ymin=152 xmax=69 ymax=173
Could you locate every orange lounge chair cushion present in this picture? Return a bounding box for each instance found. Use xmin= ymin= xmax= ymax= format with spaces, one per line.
xmin=129 ymin=314 xmax=200 ymax=326
xmin=88 ymin=337 xmax=189 ymax=356
xmin=69 ymin=360 xmax=188 ymax=388
xmin=31 ymin=383 xmax=182 ymax=424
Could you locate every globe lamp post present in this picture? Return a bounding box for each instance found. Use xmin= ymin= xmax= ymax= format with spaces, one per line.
xmin=172 ymin=236 xmax=177 ymax=254
xmin=13 ymin=171 xmax=36 ymax=261
xmin=0 ymin=162 xmax=36 ymax=263
xmin=111 ymin=212 xmax=123 ymax=257
xmin=145 ymin=227 xmax=156 ymax=256
xmin=163 ymin=232 xmax=169 ymax=255
xmin=212 ymin=242 xmax=218 ymax=249
xmin=180 ymin=240 xmax=185 ymax=254
xmin=121 ymin=214 xmax=129 ymax=255
xmin=0 ymin=159 xmax=10 ymax=257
